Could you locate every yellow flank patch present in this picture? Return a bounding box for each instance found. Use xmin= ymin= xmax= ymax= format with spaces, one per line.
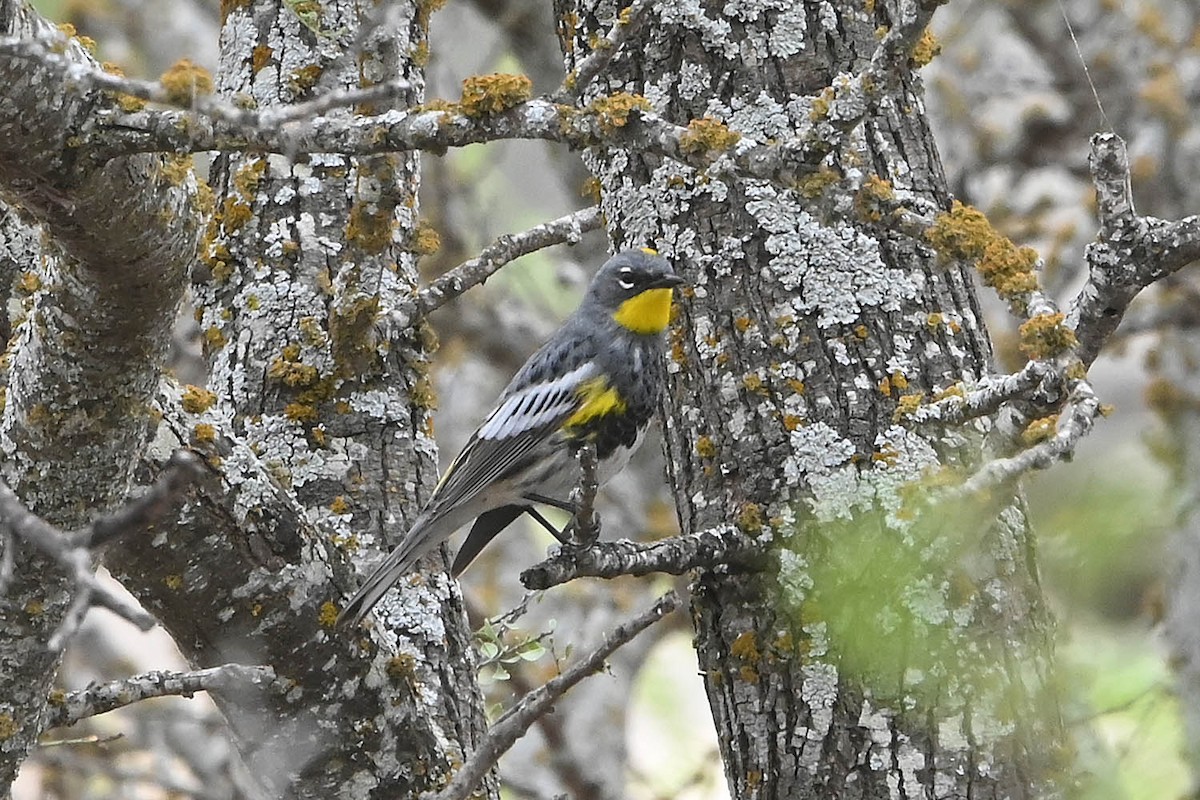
xmin=565 ymin=378 xmax=626 ymax=429
xmin=641 ymin=246 xmax=658 ymax=255
xmin=612 ymin=288 xmax=674 ymax=334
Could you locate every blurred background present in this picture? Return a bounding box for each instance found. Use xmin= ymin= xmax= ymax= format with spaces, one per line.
xmin=14 ymin=0 xmax=1200 ymax=797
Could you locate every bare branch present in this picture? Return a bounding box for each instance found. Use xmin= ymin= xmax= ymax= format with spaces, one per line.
xmin=0 ymin=35 xmax=410 ymax=131
xmin=951 ymin=379 xmax=1101 ymax=496
xmin=78 ymin=451 xmax=208 ymax=548
xmin=0 ymin=451 xmax=204 ymax=647
xmin=427 ymin=592 xmax=682 ymax=800
xmin=1069 ymin=133 xmax=1200 ymax=366
xmin=555 ymin=0 xmax=652 ymax=102
xmin=521 ymin=524 xmax=767 ymax=591
xmin=43 ymin=664 xmax=277 ymax=729
xmin=413 ymin=206 xmax=601 ymax=318
xmin=905 ymin=361 xmax=1059 ymax=427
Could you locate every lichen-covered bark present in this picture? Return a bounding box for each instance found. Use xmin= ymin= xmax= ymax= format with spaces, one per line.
xmin=103 ymin=2 xmax=494 ymax=797
xmin=0 ymin=0 xmax=203 ymax=789
xmin=561 ymin=0 xmax=1066 ymax=797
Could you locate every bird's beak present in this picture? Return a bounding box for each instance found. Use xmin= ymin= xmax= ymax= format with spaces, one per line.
xmin=649 ymin=273 xmax=686 ymax=290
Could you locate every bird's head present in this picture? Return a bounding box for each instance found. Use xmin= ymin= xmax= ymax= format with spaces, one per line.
xmin=587 ymin=249 xmax=685 ymax=335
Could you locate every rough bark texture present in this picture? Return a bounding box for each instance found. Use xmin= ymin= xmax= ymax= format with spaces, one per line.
xmin=0 ymin=0 xmax=201 ymax=788
xmin=560 ymin=0 xmax=1067 ymax=797
xmin=101 ymin=2 xmax=496 ymax=798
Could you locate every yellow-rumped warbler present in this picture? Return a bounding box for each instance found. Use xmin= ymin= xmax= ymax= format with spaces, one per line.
xmin=339 ymin=249 xmax=684 ymax=626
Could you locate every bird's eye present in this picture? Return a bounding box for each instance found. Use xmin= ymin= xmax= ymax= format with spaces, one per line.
xmin=618 ymin=267 xmax=635 ymax=291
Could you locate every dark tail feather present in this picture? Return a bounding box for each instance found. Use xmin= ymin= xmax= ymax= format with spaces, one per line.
xmin=338 ymin=514 xmax=440 ymax=627
xmin=451 ymin=505 xmax=526 ymax=577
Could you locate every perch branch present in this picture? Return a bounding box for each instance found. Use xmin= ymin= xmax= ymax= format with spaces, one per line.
xmin=521 ymin=524 xmax=767 ymax=591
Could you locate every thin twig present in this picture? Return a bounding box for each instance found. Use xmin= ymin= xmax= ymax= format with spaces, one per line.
xmin=554 ymin=0 xmax=653 ymax=103
xmin=426 ymin=592 xmax=681 ymax=800
xmin=0 ymin=35 xmax=409 ymax=129
xmin=412 ymin=206 xmax=601 ymax=319
xmin=0 ymin=450 xmax=204 ymax=648
xmin=43 ymin=664 xmax=277 ymax=729
xmin=522 ymin=525 xmax=767 ymax=591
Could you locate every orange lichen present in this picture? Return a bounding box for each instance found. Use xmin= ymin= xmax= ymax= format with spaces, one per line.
xmin=910 ymin=28 xmax=941 ymax=67
xmin=459 ymin=73 xmax=533 ymax=117
xmin=926 ymin=201 xmax=1041 ymax=308
xmin=1021 ymin=415 xmax=1059 ymax=445
xmin=677 ymin=117 xmax=741 ymax=157
xmin=181 ymin=385 xmax=217 ymax=413
xmin=1018 ymin=313 xmax=1078 ymax=360
xmin=160 ymin=59 xmax=214 ymax=105
xmin=587 ymin=92 xmax=651 ymax=132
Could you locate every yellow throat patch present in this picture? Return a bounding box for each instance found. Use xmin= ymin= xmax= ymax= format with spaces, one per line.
xmin=564 ymin=378 xmax=626 ymax=429
xmin=612 ymin=288 xmax=674 ymax=334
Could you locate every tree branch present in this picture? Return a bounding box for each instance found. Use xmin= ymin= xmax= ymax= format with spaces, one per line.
xmin=412 ymin=206 xmax=601 ymax=318
xmin=427 ymin=592 xmax=681 ymax=800
xmin=1069 ymin=133 xmax=1200 ymax=366
xmin=0 ymin=451 xmax=204 ymax=649
xmin=43 ymin=664 xmax=277 ymax=729
xmin=555 ymin=0 xmax=652 ymax=102
xmin=521 ymin=524 xmax=767 ymax=591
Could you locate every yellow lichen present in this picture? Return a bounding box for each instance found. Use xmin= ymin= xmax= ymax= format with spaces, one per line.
xmin=288 ymin=64 xmax=324 ymax=96
xmin=797 ymin=166 xmax=840 ymax=199
xmin=808 ymin=87 xmax=835 ymax=121
xmin=192 ymin=423 xmax=217 ymax=443
xmin=1021 ymin=415 xmax=1059 ymax=445
xmin=1018 ymin=313 xmax=1078 ymax=360
xmin=159 ymin=154 xmax=193 ymax=186
xmin=387 ymin=653 xmax=417 ymax=680
xmin=284 ymin=403 xmax=319 ymax=422
xmin=730 ymin=631 xmax=761 ymax=663
xmin=160 ymin=59 xmax=214 ymax=105
xmin=459 ymin=73 xmax=533 ymax=117
xmin=587 ymin=92 xmax=651 ymax=132
xmin=412 ymin=220 xmax=441 ymax=256
xmin=164 ymin=574 xmax=184 ymax=590
xmin=251 ymin=44 xmax=273 ymax=74
xmin=268 ymin=354 xmax=320 ymax=387
xmin=330 ymin=495 xmax=350 ymax=514
xmin=855 ymin=174 xmax=894 ymax=221
xmin=892 ymin=392 xmax=925 ymax=420
xmin=0 ymin=713 xmax=17 ymax=740
xmin=346 ymin=203 xmax=394 ymax=253
xmin=910 ymin=27 xmax=941 ymax=67
xmin=677 ymin=117 xmax=741 ymax=157
xmin=782 ymin=414 xmax=803 ymax=431
xmin=737 ymin=503 xmax=763 ymax=533
xmin=181 ymin=385 xmax=217 ymax=413
xmin=926 ymin=201 xmax=1041 ymax=307
xmin=16 ymin=272 xmax=40 ymax=294
xmin=318 ymin=601 xmax=339 ymax=628
xmin=695 ymin=435 xmax=716 ymax=459
xmin=204 ymin=326 xmax=226 ymax=349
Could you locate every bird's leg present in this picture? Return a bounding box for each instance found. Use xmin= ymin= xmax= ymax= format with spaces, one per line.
xmin=525 ymin=506 xmax=572 ymax=545
xmin=566 ymin=442 xmax=601 ymax=546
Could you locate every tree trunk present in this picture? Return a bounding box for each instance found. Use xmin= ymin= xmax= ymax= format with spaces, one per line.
xmin=106 ymin=1 xmax=496 ymax=797
xmin=0 ymin=0 xmax=200 ymax=788
xmin=560 ymin=0 xmax=1069 ymax=796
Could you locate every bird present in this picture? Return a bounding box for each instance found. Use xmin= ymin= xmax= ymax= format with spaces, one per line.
xmin=338 ymin=249 xmax=684 ymax=626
